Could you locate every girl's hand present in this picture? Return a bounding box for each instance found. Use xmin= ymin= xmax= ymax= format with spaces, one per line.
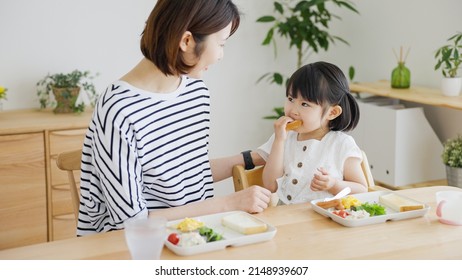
xmin=273 ymin=116 xmax=293 ymax=141
xmin=310 ymin=167 xmax=337 ymax=192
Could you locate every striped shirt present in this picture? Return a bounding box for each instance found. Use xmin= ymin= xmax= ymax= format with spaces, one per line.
xmin=77 ymin=76 xmax=214 ymax=236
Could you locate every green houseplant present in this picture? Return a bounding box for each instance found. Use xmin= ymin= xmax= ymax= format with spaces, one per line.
xmin=434 ymin=32 xmax=462 ymax=96
xmin=36 ymin=70 xmax=98 ymax=113
xmin=442 ymin=135 xmax=462 ymax=188
xmin=257 ymin=0 xmax=359 ymax=119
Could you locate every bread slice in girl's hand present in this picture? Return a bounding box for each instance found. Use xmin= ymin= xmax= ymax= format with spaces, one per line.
xmin=286 ymin=120 xmax=303 ymax=131
xmin=221 ymin=212 xmax=267 ymax=235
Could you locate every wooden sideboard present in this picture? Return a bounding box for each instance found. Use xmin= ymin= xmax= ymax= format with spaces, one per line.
xmin=349 ymin=80 xmax=462 ymax=110
xmin=0 ymin=109 xmax=92 ymax=249
xmin=349 ymin=80 xmax=459 ymax=189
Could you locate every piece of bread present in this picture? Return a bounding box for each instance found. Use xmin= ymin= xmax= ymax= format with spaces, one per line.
xmin=379 ymin=193 xmax=424 ymax=212
xmin=221 ymin=212 xmax=267 ymax=235
xmin=286 ymin=120 xmax=303 ymax=131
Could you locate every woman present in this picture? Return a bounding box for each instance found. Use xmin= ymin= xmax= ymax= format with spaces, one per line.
xmin=77 ymin=0 xmax=270 ymax=236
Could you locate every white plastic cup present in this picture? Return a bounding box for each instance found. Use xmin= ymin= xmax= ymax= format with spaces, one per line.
xmin=435 ymin=191 xmax=462 ymax=226
xmin=124 ymin=216 xmax=167 ymax=260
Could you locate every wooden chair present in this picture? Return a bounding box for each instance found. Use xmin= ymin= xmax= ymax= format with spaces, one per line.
xmin=360 ymin=150 xmax=375 ymax=190
xmin=232 ymin=165 xmax=280 ymax=206
xmin=232 ymin=150 xmax=377 ymax=195
xmin=56 ymin=149 xmax=82 ymax=221
xmin=232 ymin=165 xmax=264 ymax=192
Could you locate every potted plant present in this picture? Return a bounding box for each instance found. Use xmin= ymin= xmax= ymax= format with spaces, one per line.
xmin=434 ymin=32 xmax=462 ymax=96
xmin=256 ymin=0 xmax=359 ymax=119
xmin=442 ymin=135 xmax=462 ymax=188
xmin=0 ymin=85 xmax=7 ymax=111
xmin=36 ymin=70 xmax=98 ymax=113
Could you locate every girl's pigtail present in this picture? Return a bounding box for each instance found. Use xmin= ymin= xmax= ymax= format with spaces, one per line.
xmin=342 ymin=92 xmax=360 ymax=131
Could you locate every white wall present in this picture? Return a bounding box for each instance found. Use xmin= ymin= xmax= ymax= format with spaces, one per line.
xmin=0 ymin=0 xmax=153 ymax=107
xmin=0 ymin=0 xmax=285 ymax=196
xmin=320 ymin=0 xmax=462 ymax=143
xmin=1 ymin=0 xmax=461 ymax=196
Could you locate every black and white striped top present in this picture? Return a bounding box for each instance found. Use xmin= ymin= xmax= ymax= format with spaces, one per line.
xmin=77 ymin=76 xmax=214 ymax=236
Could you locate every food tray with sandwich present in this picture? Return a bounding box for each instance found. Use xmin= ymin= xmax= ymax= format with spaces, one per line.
xmin=311 ymin=191 xmax=429 ymax=227
xmin=164 ymin=211 xmax=276 ymax=256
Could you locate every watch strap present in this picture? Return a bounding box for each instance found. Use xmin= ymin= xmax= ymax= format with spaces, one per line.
xmin=241 ymin=150 xmax=255 ymax=170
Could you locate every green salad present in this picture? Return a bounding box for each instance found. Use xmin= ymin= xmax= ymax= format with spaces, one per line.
xmin=198 ymin=226 xmax=223 ymax=242
xmin=351 ymin=202 xmax=386 ymax=216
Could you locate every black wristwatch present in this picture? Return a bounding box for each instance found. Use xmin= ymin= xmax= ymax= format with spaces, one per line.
xmin=241 ymin=150 xmax=255 ymax=170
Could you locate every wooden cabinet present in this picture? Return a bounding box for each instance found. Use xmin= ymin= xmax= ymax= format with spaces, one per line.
xmin=350 ymin=96 xmax=445 ymax=186
xmin=0 ymin=109 xmax=92 ymax=249
xmin=0 ymin=133 xmax=47 ymax=249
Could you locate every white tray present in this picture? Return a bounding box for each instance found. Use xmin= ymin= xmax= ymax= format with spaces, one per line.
xmin=164 ymin=211 xmax=277 ymax=256
xmin=311 ymin=191 xmax=430 ymax=227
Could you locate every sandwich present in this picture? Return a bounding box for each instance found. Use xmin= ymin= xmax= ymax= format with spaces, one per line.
xmin=221 ymin=212 xmax=267 ymax=235
xmin=379 ymin=193 xmax=424 ymax=212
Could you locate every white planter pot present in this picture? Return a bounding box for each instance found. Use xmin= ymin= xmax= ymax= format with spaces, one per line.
xmin=441 ymin=77 xmax=462 ymax=96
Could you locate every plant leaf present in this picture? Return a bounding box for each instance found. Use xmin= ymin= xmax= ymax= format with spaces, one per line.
xmin=262 ymin=28 xmax=274 ymax=45
xmin=274 ymin=2 xmax=283 ymax=14
xmin=334 ymin=0 xmax=360 ymax=14
xmin=348 ymin=66 xmax=355 ymax=81
xmin=256 ymin=16 xmax=276 ymax=23
xmin=273 ymin=72 xmax=284 ymax=85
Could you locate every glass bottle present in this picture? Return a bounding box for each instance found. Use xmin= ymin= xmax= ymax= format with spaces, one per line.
xmin=391 ymin=62 xmax=411 ymax=89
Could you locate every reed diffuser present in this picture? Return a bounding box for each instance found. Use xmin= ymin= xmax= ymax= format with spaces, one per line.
xmin=391 ymin=46 xmax=411 ymax=89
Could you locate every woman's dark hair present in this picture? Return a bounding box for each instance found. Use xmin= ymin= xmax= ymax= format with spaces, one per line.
xmin=141 ymin=0 xmax=240 ymax=76
xmin=286 ymin=61 xmax=360 ymax=131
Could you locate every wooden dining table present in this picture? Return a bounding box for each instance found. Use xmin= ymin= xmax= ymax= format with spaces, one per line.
xmin=1 ymin=186 xmax=461 ymax=260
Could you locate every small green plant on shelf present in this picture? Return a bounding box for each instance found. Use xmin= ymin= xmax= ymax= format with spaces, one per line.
xmin=434 ymin=32 xmax=462 ymax=78
xmin=36 ymin=70 xmax=98 ymax=113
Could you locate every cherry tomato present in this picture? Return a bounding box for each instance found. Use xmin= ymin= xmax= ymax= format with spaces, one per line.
xmin=333 ymin=210 xmax=349 ymax=218
xmin=167 ymin=233 xmax=180 ymax=245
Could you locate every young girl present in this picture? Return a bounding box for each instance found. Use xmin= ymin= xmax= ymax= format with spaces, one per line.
xmin=257 ymin=61 xmax=367 ymax=205
xmin=77 ymin=0 xmax=270 ymax=236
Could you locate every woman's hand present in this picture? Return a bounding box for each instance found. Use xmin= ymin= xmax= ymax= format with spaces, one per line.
xmin=228 ymin=185 xmax=272 ymax=213
xmin=310 ymin=167 xmax=337 ymax=192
